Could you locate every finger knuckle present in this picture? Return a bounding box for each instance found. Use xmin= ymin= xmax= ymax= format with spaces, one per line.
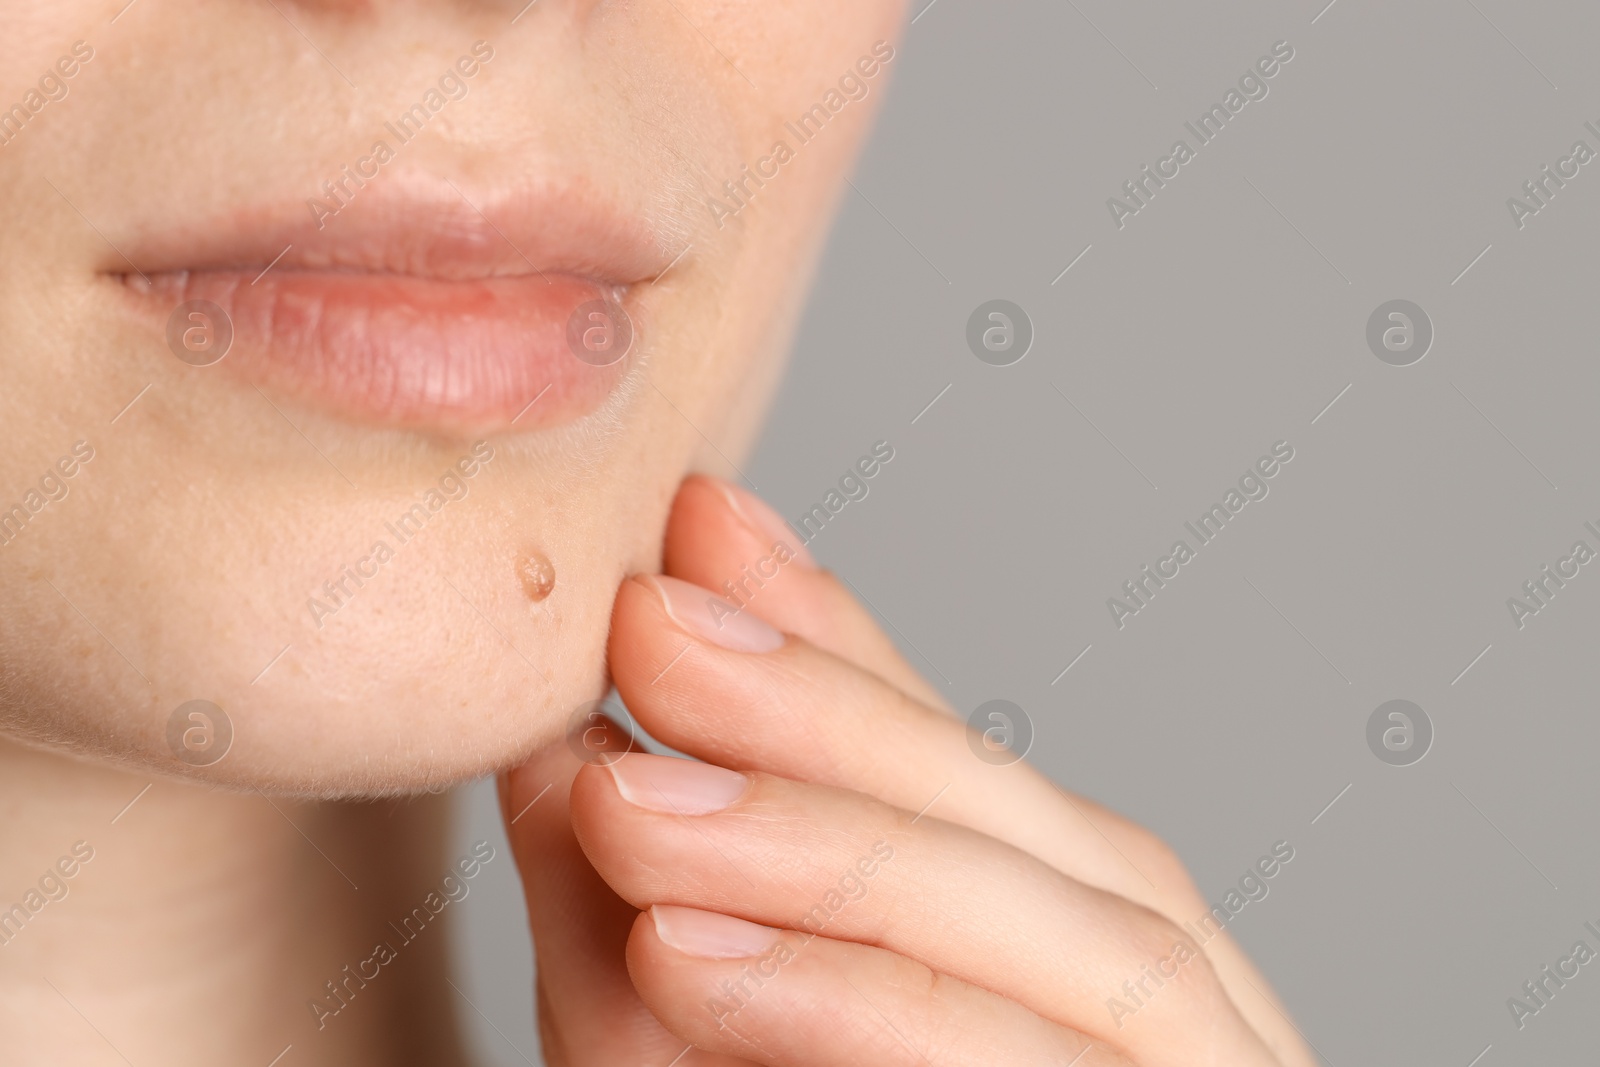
xmin=1111 ymin=817 xmax=1212 ymax=915
xmin=1127 ymin=905 xmax=1227 ymax=998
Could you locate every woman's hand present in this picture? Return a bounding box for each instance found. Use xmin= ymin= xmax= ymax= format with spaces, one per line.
xmin=500 ymin=476 xmax=1317 ymax=1065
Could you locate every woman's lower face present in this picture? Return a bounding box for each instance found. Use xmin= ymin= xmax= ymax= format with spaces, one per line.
xmin=0 ymin=0 xmax=906 ymax=794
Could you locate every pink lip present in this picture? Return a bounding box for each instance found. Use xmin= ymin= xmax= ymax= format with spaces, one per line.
xmin=114 ymin=176 xmax=672 ymax=433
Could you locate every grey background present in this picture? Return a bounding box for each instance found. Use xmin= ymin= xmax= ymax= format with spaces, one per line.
xmin=451 ymin=1 xmax=1600 ymax=1063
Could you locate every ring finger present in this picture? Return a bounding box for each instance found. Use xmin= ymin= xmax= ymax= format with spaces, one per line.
xmin=629 ymin=905 xmax=1135 ymax=1067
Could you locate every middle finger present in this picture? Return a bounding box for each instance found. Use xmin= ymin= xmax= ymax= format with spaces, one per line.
xmin=570 ymin=753 xmax=1276 ymax=1067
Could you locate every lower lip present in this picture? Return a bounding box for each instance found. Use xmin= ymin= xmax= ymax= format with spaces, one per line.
xmin=130 ymin=270 xmax=636 ymax=432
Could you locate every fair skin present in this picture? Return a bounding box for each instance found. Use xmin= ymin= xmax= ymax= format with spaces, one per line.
xmin=503 ymin=477 xmax=1319 ymax=1066
xmin=0 ymin=2 xmax=1313 ymax=1063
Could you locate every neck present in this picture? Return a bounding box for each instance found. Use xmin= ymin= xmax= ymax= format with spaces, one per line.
xmin=0 ymin=736 xmax=467 ymax=1066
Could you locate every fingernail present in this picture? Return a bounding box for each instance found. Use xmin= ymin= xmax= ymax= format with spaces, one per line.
xmin=714 ymin=479 xmax=816 ymax=569
xmin=607 ymin=752 xmax=749 ymax=814
xmin=646 ymin=574 xmax=785 ymax=653
xmin=651 ymin=905 xmax=780 ymax=959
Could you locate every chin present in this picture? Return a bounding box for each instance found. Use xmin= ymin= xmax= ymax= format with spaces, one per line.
xmin=0 ymin=425 xmax=672 ymax=800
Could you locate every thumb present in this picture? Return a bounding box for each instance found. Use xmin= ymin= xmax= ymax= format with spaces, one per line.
xmin=499 ymin=718 xmax=706 ymax=1065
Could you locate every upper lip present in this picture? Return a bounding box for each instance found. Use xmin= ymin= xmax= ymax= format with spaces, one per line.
xmin=113 ymin=170 xmax=678 ymax=285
